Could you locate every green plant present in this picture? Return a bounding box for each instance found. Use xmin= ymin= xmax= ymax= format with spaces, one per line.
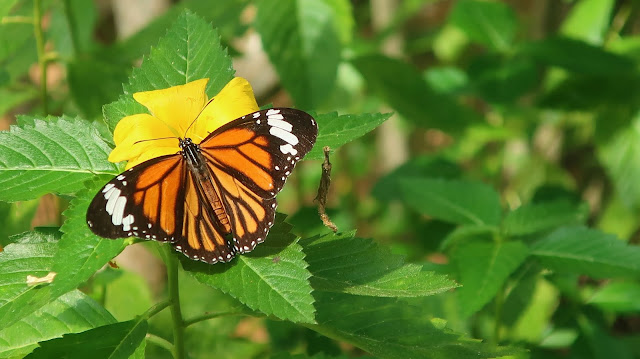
xmin=1 ymin=1 xmax=640 ymax=359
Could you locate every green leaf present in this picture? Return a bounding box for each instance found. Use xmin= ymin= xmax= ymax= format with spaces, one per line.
xmin=352 ymin=55 xmax=477 ymax=133
xmin=530 ymin=226 xmax=640 ymax=278
xmin=98 ymin=0 xmax=248 ymax=65
xmin=48 ymin=0 xmax=97 ymax=56
xmin=503 ymin=200 xmax=588 ymax=237
xmin=26 ymin=319 xmax=148 ymax=359
xmin=0 ymin=230 xmax=58 ymax=329
xmin=183 ymin=217 xmax=315 ymax=323
xmin=256 ymin=0 xmax=341 ymax=109
xmin=588 ymin=281 xmax=640 ymax=313
xmin=310 ymin=292 xmax=526 ymax=358
xmin=0 ymin=116 xmax=118 ymax=202
xmin=104 ymin=10 xmax=235 ymax=131
xmin=449 ymin=0 xmax=518 ymax=52
xmin=398 ymin=178 xmax=502 ymax=226
xmin=321 ymin=0 xmax=354 ymax=44
xmin=0 ymin=0 xmax=20 ymax=19
xmin=453 ymin=241 xmax=529 ymax=317
xmin=561 ymin=0 xmax=614 ymax=44
xmin=54 ymin=181 xmax=128 ymax=298
xmin=306 ymin=112 xmax=391 ymax=160
xmin=0 ymin=199 xmax=40 ymax=246
xmin=0 ymin=290 xmax=116 ymax=358
xmin=302 ymin=232 xmax=458 ymax=297
xmin=0 ymin=87 xmax=37 ymax=116
xmin=467 ymin=55 xmax=538 ymax=104
xmin=124 ymin=10 xmax=233 ymax=96
xmin=373 ymin=155 xmax=462 ymax=201
xmin=598 ymin=113 xmax=640 ymax=210
xmin=68 ymin=59 xmax=129 ymax=119
xmin=0 ymin=184 xmax=126 ymax=329
xmin=521 ymin=37 xmax=636 ymax=76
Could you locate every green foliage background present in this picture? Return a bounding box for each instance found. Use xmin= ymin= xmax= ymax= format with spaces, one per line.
xmin=1 ymin=0 xmax=640 ymax=358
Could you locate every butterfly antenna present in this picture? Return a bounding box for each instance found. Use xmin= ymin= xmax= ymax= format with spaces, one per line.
xmin=133 ymin=136 xmax=179 ymax=145
xmin=184 ymin=97 xmax=215 ymax=136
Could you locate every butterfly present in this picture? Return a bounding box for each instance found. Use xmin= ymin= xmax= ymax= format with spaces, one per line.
xmin=86 ymin=108 xmax=318 ymax=263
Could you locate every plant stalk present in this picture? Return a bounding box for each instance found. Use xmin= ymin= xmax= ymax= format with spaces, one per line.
xmin=164 ymin=246 xmax=186 ymax=359
xmin=32 ymin=0 xmax=48 ymax=114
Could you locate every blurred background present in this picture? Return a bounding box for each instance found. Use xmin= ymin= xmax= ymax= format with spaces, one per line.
xmin=2 ymin=0 xmax=640 ymax=357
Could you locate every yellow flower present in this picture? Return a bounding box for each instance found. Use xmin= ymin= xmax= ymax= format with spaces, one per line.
xmin=109 ymin=77 xmax=260 ymax=169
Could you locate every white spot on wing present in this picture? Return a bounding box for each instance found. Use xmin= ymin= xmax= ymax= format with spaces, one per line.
xmin=112 ymin=196 xmax=127 ymax=225
xmin=268 ymin=117 xmax=293 ymax=132
xmin=266 ymin=108 xmax=280 ymax=116
xmin=105 ymin=188 xmax=120 ymax=214
xmin=280 ymin=144 xmax=298 ymax=156
xmin=270 ymin=126 xmax=298 ymax=146
xmin=122 ymin=214 xmax=134 ymax=231
xmin=102 ymin=183 xmax=115 ymax=193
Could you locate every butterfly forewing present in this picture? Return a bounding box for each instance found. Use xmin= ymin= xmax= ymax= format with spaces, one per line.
xmin=87 ymin=154 xmax=186 ymax=242
xmin=87 ymin=107 xmax=318 ymax=263
xmin=199 ymin=108 xmax=317 ymax=253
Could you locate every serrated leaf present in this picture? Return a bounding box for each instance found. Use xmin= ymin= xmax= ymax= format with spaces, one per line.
xmin=0 ymin=117 xmax=118 ymax=202
xmin=503 ymin=200 xmax=588 ymax=237
xmin=0 ymin=184 xmax=126 ymax=329
xmin=530 ymin=226 xmax=640 ymax=278
xmin=449 ymin=0 xmax=518 ymax=52
xmin=453 ymin=240 xmax=529 ymax=317
xmin=307 ymin=112 xmax=390 ymax=160
xmin=398 ymin=178 xmax=502 ymax=226
xmin=352 ymin=55 xmax=476 ymax=133
xmin=55 ymin=181 xmax=128 ymax=297
xmin=256 ymin=0 xmax=341 ymax=109
xmin=183 ymin=217 xmax=315 ymax=323
xmin=0 ymin=230 xmax=58 ymax=330
xmin=0 ymin=290 xmax=116 ymax=358
xmin=104 ymin=10 xmax=235 ymax=131
xmin=302 ymin=232 xmax=458 ymax=297
xmin=309 ymin=292 xmax=526 ymax=359
xmin=26 ymin=319 xmax=147 ymax=359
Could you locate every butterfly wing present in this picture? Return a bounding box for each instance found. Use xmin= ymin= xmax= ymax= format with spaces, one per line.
xmin=86 ymin=153 xmax=236 ymax=263
xmin=198 ymin=108 xmax=318 ymax=253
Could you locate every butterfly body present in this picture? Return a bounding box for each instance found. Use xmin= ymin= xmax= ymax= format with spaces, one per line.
xmin=87 ymin=108 xmax=317 ymax=264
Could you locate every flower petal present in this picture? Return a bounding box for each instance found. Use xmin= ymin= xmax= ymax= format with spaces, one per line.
xmin=133 ymin=78 xmax=210 ymax=136
xmin=188 ymin=77 xmax=260 ymax=142
xmin=109 ymin=113 xmax=179 ymax=168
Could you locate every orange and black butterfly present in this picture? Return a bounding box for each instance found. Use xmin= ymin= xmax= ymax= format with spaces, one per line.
xmin=86 ymin=108 xmax=317 ymax=263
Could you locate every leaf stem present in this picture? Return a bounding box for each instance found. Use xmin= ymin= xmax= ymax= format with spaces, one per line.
xmin=146 ymin=333 xmax=175 ymax=354
xmin=183 ymin=311 xmax=246 ymax=328
xmin=32 ymin=0 xmax=48 ymax=114
xmin=142 ymin=299 xmax=172 ymax=320
xmin=164 ymin=246 xmax=186 ymax=359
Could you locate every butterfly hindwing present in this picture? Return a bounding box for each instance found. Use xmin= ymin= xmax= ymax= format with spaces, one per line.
xmin=199 ymin=108 xmax=318 ymax=253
